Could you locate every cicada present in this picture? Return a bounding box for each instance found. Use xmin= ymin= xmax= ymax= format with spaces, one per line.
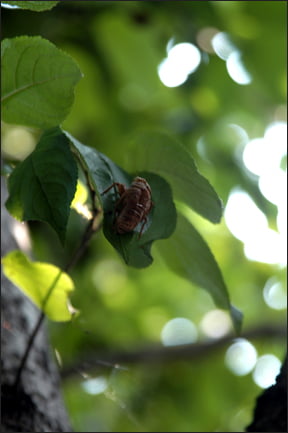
xmin=102 ymin=177 xmax=153 ymax=238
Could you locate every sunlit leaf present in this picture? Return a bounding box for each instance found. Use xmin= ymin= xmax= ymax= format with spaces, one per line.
xmin=6 ymin=127 xmax=78 ymax=244
xmin=157 ymin=213 xmax=242 ymax=333
xmin=1 ymin=1 xmax=58 ymax=11
xmin=126 ymin=131 xmax=223 ymax=223
xmin=2 ymin=250 xmax=76 ymax=321
xmin=1 ymin=36 xmax=82 ymax=128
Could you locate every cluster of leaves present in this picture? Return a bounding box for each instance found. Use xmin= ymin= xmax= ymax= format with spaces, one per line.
xmin=1 ymin=0 xmax=242 ymax=331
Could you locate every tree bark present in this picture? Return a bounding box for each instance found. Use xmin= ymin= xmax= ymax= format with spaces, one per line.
xmin=1 ymin=176 xmax=72 ymax=432
xmin=246 ymin=354 xmax=287 ymax=432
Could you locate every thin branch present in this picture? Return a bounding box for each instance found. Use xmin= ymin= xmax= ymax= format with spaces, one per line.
xmin=61 ymin=325 xmax=286 ymax=379
xmin=13 ymin=206 xmax=102 ymax=388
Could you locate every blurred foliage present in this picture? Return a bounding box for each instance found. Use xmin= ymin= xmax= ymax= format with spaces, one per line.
xmin=2 ymin=1 xmax=286 ymax=432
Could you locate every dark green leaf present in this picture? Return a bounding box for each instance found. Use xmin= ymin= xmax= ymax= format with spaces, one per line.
xmin=103 ymin=172 xmax=176 ymax=268
xmin=67 ymin=133 xmax=177 ymax=268
xmin=6 ymin=127 xmax=78 ymax=244
xmin=1 ymin=36 xmax=82 ymax=128
xmin=157 ymin=213 xmax=242 ymax=333
xmin=125 ymin=131 xmax=223 ymax=223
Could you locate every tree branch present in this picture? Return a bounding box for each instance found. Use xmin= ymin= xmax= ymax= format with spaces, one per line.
xmin=61 ymin=324 xmax=286 ymax=378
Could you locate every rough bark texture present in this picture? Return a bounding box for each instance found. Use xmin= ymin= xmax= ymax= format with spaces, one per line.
xmin=246 ymin=355 xmax=287 ymax=432
xmin=1 ymin=176 xmax=72 ymax=432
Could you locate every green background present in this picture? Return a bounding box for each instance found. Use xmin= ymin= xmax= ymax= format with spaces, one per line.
xmin=2 ymin=1 xmax=286 ymax=432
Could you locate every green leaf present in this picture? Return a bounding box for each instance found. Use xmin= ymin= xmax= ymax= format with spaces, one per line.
xmin=157 ymin=213 xmax=242 ymax=333
xmin=67 ymin=133 xmax=177 ymax=268
xmin=6 ymin=127 xmax=78 ymax=244
xmin=1 ymin=36 xmax=82 ymax=128
xmin=2 ymin=250 xmax=76 ymax=322
xmin=1 ymin=1 xmax=58 ymax=11
xmin=103 ymin=172 xmax=177 ymax=268
xmin=125 ymin=131 xmax=223 ymax=224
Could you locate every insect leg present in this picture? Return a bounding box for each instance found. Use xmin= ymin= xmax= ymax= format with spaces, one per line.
xmin=101 ymin=182 xmax=126 ymax=196
xmin=138 ymin=216 xmax=147 ymax=239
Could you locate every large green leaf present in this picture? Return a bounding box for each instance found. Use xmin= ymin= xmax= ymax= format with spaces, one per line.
xmin=1 ymin=1 xmax=58 ymax=11
xmin=2 ymin=251 xmax=75 ymax=322
xmin=125 ymin=131 xmax=223 ymax=223
xmin=102 ymin=172 xmax=176 ymax=268
xmin=66 ymin=133 xmax=177 ymax=268
xmin=1 ymin=36 xmax=82 ymax=128
xmin=157 ymin=213 xmax=242 ymax=333
xmin=6 ymin=127 xmax=78 ymax=244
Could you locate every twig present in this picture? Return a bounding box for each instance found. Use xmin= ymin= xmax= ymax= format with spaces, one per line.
xmin=61 ymin=325 xmax=286 ymax=379
xmin=13 ymin=184 xmax=102 ymax=388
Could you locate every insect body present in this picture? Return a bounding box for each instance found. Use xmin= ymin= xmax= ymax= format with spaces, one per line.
xmin=102 ymin=177 xmax=153 ymax=238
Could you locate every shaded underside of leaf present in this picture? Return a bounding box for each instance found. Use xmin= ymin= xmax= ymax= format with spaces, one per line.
xmin=125 ymin=131 xmax=223 ymax=224
xmin=6 ymin=127 xmax=78 ymax=244
xmin=157 ymin=213 xmax=242 ymax=333
xmin=1 ymin=36 xmax=82 ymax=128
xmin=2 ymin=250 xmax=75 ymax=321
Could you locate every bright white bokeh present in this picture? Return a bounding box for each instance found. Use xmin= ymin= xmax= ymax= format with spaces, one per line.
xmin=252 ymin=354 xmax=281 ymax=388
xmin=224 ymin=189 xmax=268 ymax=243
xmin=263 ymin=277 xmax=287 ymax=310
xmin=225 ymin=339 xmax=257 ymax=376
xmin=226 ymin=51 xmax=252 ymax=85
xmin=211 ymin=32 xmax=236 ymax=60
xmin=158 ymin=42 xmax=201 ymax=88
xmin=229 ymin=121 xmax=288 ymax=265
xmin=1 ymin=2 xmax=19 ymax=9
xmin=161 ymin=317 xmax=198 ymax=346
xmin=81 ymin=376 xmax=108 ymax=395
xmin=243 ymin=122 xmax=287 ymax=177
xmin=225 ymin=189 xmax=286 ymax=265
xmin=200 ymin=309 xmax=231 ymax=338
xmin=212 ymin=31 xmax=252 ymax=85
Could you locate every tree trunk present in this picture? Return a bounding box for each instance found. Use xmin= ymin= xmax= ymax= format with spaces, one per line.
xmin=1 ymin=176 xmax=72 ymax=432
xmin=246 ymin=354 xmax=287 ymax=432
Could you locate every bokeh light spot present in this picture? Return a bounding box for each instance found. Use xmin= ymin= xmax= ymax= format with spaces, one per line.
xmin=82 ymin=376 xmax=108 ymax=395
xmin=226 ymin=51 xmax=252 ymax=85
xmin=263 ymin=278 xmax=287 ymax=310
xmin=161 ymin=318 xmax=198 ymax=346
xmin=200 ymin=309 xmax=231 ymax=338
xmin=158 ymin=42 xmax=201 ymax=88
xmin=252 ymin=355 xmax=281 ymax=389
xmin=225 ymin=339 xmax=257 ymax=376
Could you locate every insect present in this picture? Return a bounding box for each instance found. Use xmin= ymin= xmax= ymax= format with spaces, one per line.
xmin=101 ymin=177 xmax=153 ymax=238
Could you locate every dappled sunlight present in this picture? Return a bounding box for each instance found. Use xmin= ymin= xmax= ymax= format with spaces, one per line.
xmin=82 ymin=376 xmax=109 ymax=395
xmin=225 ymin=341 xmax=282 ymax=388
xmin=224 ymin=120 xmax=288 ymax=265
xmin=200 ymin=309 xmax=231 ymax=338
xmin=225 ymin=339 xmax=257 ymax=376
xmin=211 ymin=31 xmax=236 ymax=60
xmin=158 ymin=41 xmax=201 ymax=88
xmin=226 ymin=51 xmax=252 ymax=85
xmin=252 ymin=354 xmax=281 ymax=389
xmin=263 ymin=277 xmax=287 ymax=310
xmin=11 ymin=220 xmax=31 ymax=252
xmin=2 ymin=124 xmax=37 ymax=160
xmin=212 ymin=31 xmax=252 ymax=85
xmin=225 ymin=189 xmax=286 ymax=265
xmin=161 ymin=317 xmax=198 ymax=346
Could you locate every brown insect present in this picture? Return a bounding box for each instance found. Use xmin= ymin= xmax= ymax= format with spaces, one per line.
xmin=102 ymin=177 xmax=153 ymax=238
